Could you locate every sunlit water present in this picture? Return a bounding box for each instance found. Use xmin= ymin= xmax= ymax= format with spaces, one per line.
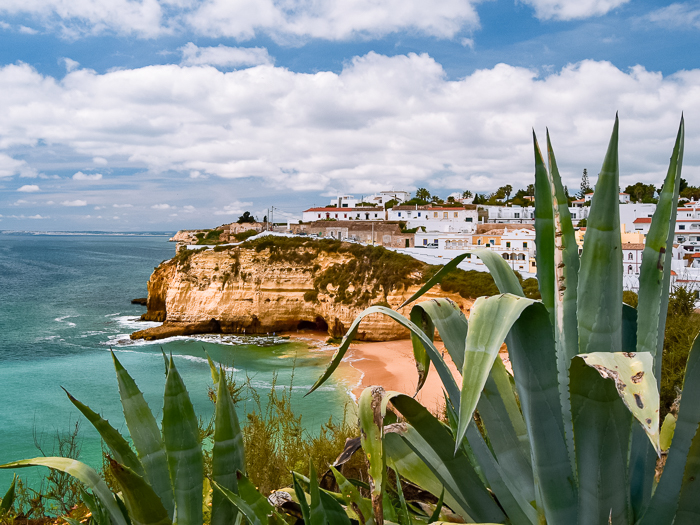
xmin=0 ymin=232 xmax=351 ymax=488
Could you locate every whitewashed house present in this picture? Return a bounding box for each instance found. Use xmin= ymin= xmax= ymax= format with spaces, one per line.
xmin=302 ymin=207 xmax=385 ymax=222
xmin=483 ymin=205 xmax=535 ymax=224
xmin=387 ymin=205 xmax=478 ymax=232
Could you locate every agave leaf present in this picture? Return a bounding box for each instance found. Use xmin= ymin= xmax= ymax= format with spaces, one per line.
xmin=399 ymin=253 xmax=470 ymax=308
xmin=456 ymin=294 xmax=535 ymax=449
xmin=211 ymin=367 xmax=245 ymax=525
xmin=570 ymin=356 xmax=632 ymax=524
xmin=359 ymin=386 xmax=385 ymax=521
xmin=533 ymin=130 xmax=555 ymax=315
xmin=383 ymin=432 xmax=474 ymax=522
xmin=411 ymin=298 xmax=468 ymax=370
xmin=578 ymin=351 xmax=660 ymax=454
xmin=307 ymin=306 xmax=459 ymax=404
xmin=0 ymin=475 xmax=16 ymax=513
xmin=660 ymin=414 xmax=677 ymax=452
xmin=309 ymin=462 xmax=352 ymax=525
xmin=546 ymin=130 xmax=581 ymax=478
xmin=577 ymin=115 xmax=623 ymax=355
xmin=637 ymin=117 xmax=684 ymax=364
xmin=0 ymin=457 xmax=127 ymax=525
xmin=505 ymin=302 xmax=578 ymax=525
xmin=78 ymin=486 xmax=112 ymax=525
xmin=62 ymin=388 xmax=144 ymax=477
xmin=111 ymin=352 xmax=174 ymax=517
xmin=387 ymin=394 xmax=506 ymax=524
xmin=409 ymin=305 xmax=435 ymax=395
xmin=330 ymin=466 xmax=373 ymax=524
xmin=161 ymin=348 xmax=169 ymax=376
xmin=673 ymin=423 xmax=700 ymax=524
xmin=213 ymin=478 xmax=282 ymax=525
xmin=108 ymin=458 xmax=171 ymax=525
xmin=162 ymin=355 xmax=203 ymax=525
xmin=638 ymin=333 xmax=700 ymax=525
xmin=292 ymin=473 xmax=312 ymax=524
xmin=206 ymin=352 xmax=220 ymax=384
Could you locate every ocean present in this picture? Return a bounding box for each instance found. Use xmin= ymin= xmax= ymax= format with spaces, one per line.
xmin=0 ymin=232 xmax=352 ymax=489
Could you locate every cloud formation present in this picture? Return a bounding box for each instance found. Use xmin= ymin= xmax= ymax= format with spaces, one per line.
xmin=520 ymin=0 xmax=629 ymax=20
xmin=61 ymin=199 xmax=87 ymax=206
xmin=73 ymin=171 xmax=103 ymax=180
xmin=0 ymin=0 xmax=479 ymax=40
xmin=17 ymin=184 xmax=40 ymax=192
xmin=0 ymin=55 xmax=698 ymax=200
xmin=180 ymin=43 xmax=273 ymax=68
xmin=647 ymin=2 xmax=700 ymax=29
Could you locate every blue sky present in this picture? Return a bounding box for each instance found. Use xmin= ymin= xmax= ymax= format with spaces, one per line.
xmin=0 ymin=0 xmax=699 ymax=230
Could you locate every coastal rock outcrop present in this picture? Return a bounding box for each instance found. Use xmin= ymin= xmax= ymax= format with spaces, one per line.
xmin=132 ymin=239 xmax=474 ymax=341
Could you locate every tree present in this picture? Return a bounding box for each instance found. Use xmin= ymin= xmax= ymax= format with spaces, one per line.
xmin=526 ymin=184 xmax=535 ymax=197
xmin=579 ymin=168 xmax=593 ymax=198
xmin=503 ymin=184 xmax=513 ymax=201
xmin=447 ymin=196 xmax=455 ymax=203
xmin=472 ymin=193 xmax=485 ymax=204
xmin=430 ymin=195 xmax=443 ymax=205
xmin=384 ymin=198 xmax=399 ymax=209
xmin=462 ymin=190 xmax=473 ymax=199
xmin=415 ymin=188 xmax=431 ymax=201
xmin=624 ymin=182 xmax=657 ymax=203
xmin=237 ymin=211 xmax=256 ymax=224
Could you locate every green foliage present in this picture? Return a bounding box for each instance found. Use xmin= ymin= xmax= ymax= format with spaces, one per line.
xmin=233 ymin=229 xmax=258 ymax=242
xmin=309 ymin=117 xmax=694 ymax=525
xmin=237 ymin=211 xmax=256 ymax=224
xmin=623 ymin=290 xmax=639 ymax=308
xmin=415 ymin=188 xmax=430 ymax=201
xmin=196 ymin=229 xmax=223 ymax=245
xmin=625 ymin=182 xmax=658 ymax=203
xmin=304 ymin=290 xmax=319 ymax=302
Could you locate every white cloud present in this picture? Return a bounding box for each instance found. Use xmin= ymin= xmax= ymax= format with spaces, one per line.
xmin=0 ymin=0 xmax=479 ymax=40
xmin=214 ymin=201 xmax=253 ymax=216
xmin=17 ymin=184 xmax=40 ymax=192
xmin=0 ymin=56 xmax=698 ymax=198
xmin=519 ymin=0 xmax=629 ymax=20
xmin=27 ymin=214 xmax=48 ymax=219
xmin=62 ymin=58 xmax=80 ymax=72
xmin=12 ymin=199 xmax=29 ymax=205
xmin=0 ymin=154 xmax=37 ymax=178
xmin=180 ymin=43 xmax=272 ymax=68
xmin=61 ymin=199 xmax=87 ymax=206
xmin=113 ymin=203 xmax=133 ymax=208
xmin=182 ymin=205 xmax=195 ymax=212
xmin=151 ymin=203 xmax=172 ymax=209
xmin=647 ymin=2 xmax=700 ymax=29
xmin=72 ymin=171 xmax=103 ymax=180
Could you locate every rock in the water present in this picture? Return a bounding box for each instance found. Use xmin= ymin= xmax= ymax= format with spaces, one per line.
xmin=131 ymin=297 xmax=148 ymax=305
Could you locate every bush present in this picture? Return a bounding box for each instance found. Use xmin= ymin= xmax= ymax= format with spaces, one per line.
xmin=233 ymin=230 xmax=258 ymax=242
xmin=303 ymin=290 xmax=319 ymax=302
xmin=623 ymin=290 xmax=639 ymax=308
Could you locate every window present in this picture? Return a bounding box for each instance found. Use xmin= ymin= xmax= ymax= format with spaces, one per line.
xmin=515 ymin=213 xmax=520 ymax=218
xmin=628 ymin=253 xmax=633 ymax=260
xmin=334 ymin=214 xmax=338 ymax=218
xmin=628 ymin=265 xmax=633 ymax=274
xmin=344 ymin=214 xmax=347 ymax=218
xmin=418 ymin=212 xmax=421 ymax=217
xmin=423 ymin=239 xmax=428 ymax=245
xmin=477 ymin=239 xmax=481 ymax=245
xmin=398 ymin=212 xmax=401 ymax=217
xmin=317 ymin=214 xmax=321 ymax=218
xmin=454 ymin=212 xmax=458 ymax=218
xmin=342 ymin=204 xmax=348 ymax=207
xmin=443 ymin=212 xmax=448 ymax=218
xmin=680 ymin=225 xmax=686 ymax=230
xmin=374 ymin=214 xmax=378 ymax=218
xmin=466 ymin=217 xmax=472 ymax=222
xmin=434 ymin=212 xmax=438 ymax=218
xmin=506 ymin=242 xmax=511 ymax=248
xmin=523 ymin=242 xmax=528 ymax=248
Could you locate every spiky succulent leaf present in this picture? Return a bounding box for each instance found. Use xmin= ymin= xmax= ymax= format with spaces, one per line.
xmin=108 ymin=458 xmax=171 ymax=525
xmin=456 ymin=294 xmax=535 ymax=449
xmin=111 ymin=352 xmax=174 ymax=517
xmin=330 ymin=466 xmax=373 ymax=524
xmin=0 ymin=458 xmax=127 ymax=525
xmin=579 ymin=351 xmax=660 ymax=454
xmin=661 ymin=414 xmax=677 ymax=452
xmin=0 ymin=475 xmax=16 ymax=513
xmin=162 ymin=355 xmax=203 ymax=525
xmin=62 ymin=388 xmax=144 ymax=477
xmin=410 ymin=298 xmax=468 ymax=369
xmin=211 ymin=366 xmax=245 ymax=525
xmin=359 ymin=386 xmax=386 ymax=521
xmin=533 ymin=130 xmax=555 ymax=315
xmin=570 ymin=356 xmax=632 ymax=524
xmin=409 ymin=305 xmax=435 ymax=395
xmin=577 ymin=115 xmax=623 ymax=355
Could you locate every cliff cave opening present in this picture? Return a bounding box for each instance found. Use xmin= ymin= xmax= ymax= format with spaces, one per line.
xmin=297 ymin=316 xmax=329 ymax=332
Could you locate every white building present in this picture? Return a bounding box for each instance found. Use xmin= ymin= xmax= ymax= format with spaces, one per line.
xmin=302 ymin=207 xmax=385 ymax=222
xmin=622 ymin=243 xmax=645 ymax=276
xmin=482 ymin=205 xmax=534 ymax=224
xmin=361 ymin=190 xmax=411 ymax=206
xmin=620 ymin=203 xmax=656 ymax=232
xmin=388 ymin=205 xmax=478 ymax=232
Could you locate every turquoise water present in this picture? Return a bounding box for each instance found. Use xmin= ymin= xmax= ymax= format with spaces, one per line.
xmin=0 ymin=232 xmax=351 ymax=488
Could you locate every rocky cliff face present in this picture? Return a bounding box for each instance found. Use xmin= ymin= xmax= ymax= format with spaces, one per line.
xmin=132 ymin=242 xmax=473 ymax=341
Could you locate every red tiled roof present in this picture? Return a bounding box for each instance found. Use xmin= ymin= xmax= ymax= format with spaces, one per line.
xmin=303 ymin=207 xmax=381 ymax=212
xmin=633 ymin=218 xmax=652 ymax=223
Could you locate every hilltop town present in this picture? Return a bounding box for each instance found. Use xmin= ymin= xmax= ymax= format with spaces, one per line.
xmin=171 ymin=183 xmax=700 ymax=294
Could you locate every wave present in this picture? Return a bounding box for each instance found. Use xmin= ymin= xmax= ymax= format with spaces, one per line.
xmin=54 ymin=315 xmax=77 ymax=327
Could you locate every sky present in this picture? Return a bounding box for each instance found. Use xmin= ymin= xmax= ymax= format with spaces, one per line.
xmin=0 ymin=0 xmax=699 ymax=231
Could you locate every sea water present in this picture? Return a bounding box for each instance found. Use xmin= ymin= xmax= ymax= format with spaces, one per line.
xmin=0 ymin=232 xmax=351 ymax=489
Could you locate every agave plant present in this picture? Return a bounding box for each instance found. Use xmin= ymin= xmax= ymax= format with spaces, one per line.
xmin=302 ymin=115 xmax=699 ymax=525
xmin=0 ymin=352 xmax=253 ymax=525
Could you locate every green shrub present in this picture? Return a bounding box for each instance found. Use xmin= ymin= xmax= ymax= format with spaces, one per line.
xmin=303 ymin=290 xmax=318 ymax=302
xmin=233 ymin=229 xmax=258 ymax=242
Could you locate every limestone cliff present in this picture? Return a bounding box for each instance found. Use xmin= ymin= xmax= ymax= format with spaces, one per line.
xmin=132 ymin=239 xmax=473 ymax=341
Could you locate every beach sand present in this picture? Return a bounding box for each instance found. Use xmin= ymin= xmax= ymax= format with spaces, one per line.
xmin=287 ymin=330 xmax=507 ymax=415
